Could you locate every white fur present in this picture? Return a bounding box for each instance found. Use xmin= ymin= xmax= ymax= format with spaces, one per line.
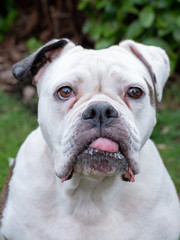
xmin=119 ymin=40 xmax=170 ymax=101
xmin=1 ymin=40 xmax=180 ymax=240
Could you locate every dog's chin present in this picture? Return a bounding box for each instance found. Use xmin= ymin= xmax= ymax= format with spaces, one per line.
xmin=73 ymin=148 xmax=127 ymax=176
xmin=59 ymin=148 xmax=135 ymax=183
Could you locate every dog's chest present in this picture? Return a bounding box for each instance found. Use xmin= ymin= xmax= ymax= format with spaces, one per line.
xmin=2 ymin=189 xmax=141 ymax=240
xmin=14 ymin=208 xmax=138 ymax=240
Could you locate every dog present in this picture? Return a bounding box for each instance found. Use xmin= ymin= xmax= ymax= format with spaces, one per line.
xmin=0 ymin=39 xmax=180 ymax=240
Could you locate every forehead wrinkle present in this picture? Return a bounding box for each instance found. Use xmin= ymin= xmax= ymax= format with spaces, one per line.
xmin=97 ymin=58 xmax=105 ymax=92
xmin=88 ymin=56 xmax=106 ymax=93
xmin=55 ymin=71 xmax=83 ymax=86
xmin=72 ymin=72 xmax=84 ymax=85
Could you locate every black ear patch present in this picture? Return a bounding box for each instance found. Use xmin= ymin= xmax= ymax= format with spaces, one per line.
xmin=12 ymin=39 xmax=69 ymax=82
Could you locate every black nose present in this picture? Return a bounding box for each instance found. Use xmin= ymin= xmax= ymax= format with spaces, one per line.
xmin=82 ymin=102 xmax=118 ymax=128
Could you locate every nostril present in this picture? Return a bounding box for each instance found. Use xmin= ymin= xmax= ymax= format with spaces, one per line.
xmin=82 ymin=107 xmax=97 ymax=120
xmin=90 ymin=109 xmax=96 ymax=119
xmin=104 ymin=106 xmax=118 ymax=119
xmin=105 ymin=109 xmax=111 ymax=118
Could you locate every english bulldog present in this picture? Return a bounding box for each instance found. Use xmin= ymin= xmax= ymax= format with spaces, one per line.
xmin=0 ymin=39 xmax=180 ymax=240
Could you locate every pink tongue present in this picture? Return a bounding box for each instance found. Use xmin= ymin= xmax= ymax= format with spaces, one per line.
xmin=89 ymin=138 xmax=119 ymax=153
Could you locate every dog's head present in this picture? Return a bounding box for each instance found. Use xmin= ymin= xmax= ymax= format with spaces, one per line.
xmin=12 ymin=39 xmax=170 ymax=182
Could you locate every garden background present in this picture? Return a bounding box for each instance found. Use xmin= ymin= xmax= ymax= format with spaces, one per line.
xmin=0 ymin=0 xmax=180 ymax=195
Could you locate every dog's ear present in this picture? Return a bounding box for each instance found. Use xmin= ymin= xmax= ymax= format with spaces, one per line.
xmin=119 ymin=40 xmax=170 ymax=102
xmin=12 ymin=38 xmax=75 ymax=84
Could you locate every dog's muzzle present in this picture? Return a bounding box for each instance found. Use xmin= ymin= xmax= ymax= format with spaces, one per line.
xmin=57 ymin=102 xmax=140 ymax=183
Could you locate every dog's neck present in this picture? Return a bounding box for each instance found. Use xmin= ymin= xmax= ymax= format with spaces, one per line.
xmin=55 ymin=173 xmax=120 ymax=223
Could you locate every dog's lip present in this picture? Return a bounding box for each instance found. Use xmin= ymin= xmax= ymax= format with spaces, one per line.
xmin=60 ymin=138 xmax=136 ymax=183
xmin=61 ymin=169 xmax=74 ymax=183
xmin=60 ymin=164 xmax=135 ymax=183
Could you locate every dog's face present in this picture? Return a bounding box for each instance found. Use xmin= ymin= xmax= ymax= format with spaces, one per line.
xmin=12 ymin=39 xmax=170 ymax=182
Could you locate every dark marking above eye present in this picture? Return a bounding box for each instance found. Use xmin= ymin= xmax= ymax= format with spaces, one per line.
xmin=144 ymin=78 xmax=155 ymax=106
xmin=129 ymin=45 xmax=157 ymax=85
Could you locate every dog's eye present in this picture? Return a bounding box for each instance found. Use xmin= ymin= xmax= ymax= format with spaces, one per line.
xmin=57 ymin=86 xmax=73 ymax=100
xmin=126 ymin=87 xmax=143 ymax=99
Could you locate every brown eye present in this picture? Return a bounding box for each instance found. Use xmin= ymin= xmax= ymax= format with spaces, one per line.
xmin=57 ymin=86 xmax=73 ymax=100
xmin=127 ymin=87 xmax=143 ymax=99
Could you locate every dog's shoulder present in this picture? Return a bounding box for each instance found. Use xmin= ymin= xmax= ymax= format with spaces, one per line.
xmin=0 ymin=128 xmax=42 ymax=225
xmin=14 ymin=127 xmax=48 ymax=163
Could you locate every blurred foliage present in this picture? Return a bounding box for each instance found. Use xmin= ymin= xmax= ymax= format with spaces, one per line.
xmin=25 ymin=37 xmax=43 ymax=54
xmin=78 ymin=0 xmax=180 ymax=72
xmin=0 ymin=0 xmax=18 ymax=42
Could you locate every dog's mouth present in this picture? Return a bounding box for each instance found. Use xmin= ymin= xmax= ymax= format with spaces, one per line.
xmin=60 ymin=138 xmax=135 ymax=183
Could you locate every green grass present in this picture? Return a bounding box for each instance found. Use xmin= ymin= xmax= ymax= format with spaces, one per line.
xmin=151 ymin=109 xmax=180 ymax=193
xmin=151 ymin=77 xmax=180 ymax=193
xmin=0 ymin=79 xmax=180 ymax=194
xmin=0 ymin=90 xmax=37 ymax=191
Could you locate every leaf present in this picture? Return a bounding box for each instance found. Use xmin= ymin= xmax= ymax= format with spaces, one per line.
xmin=156 ymin=15 xmax=168 ymax=28
xmin=0 ymin=33 xmax=4 ymax=42
xmin=82 ymin=21 xmax=91 ymax=34
xmin=77 ymin=0 xmax=89 ymax=10
xmin=130 ymin=0 xmax=147 ymax=5
xmin=176 ymin=16 xmax=180 ymax=27
xmin=121 ymin=1 xmax=138 ymax=15
xmin=139 ymin=6 xmax=155 ymax=28
xmin=6 ymin=9 xmax=18 ymax=25
xmin=173 ymin=29 xmax=180 ymax=41
xmin=155 ymin=0 xmax=172 ymax=9
xmin=125 ymin=20 xmax=143 ymax=39
xmin=95 ymin=0 xmax=107 ymax=10
xmin=103 ymin=22 xmax=118 ymax=38
xmin=95 ymin=38 xmax=115 ymax=49
xmin=142 ymin=37 xmax=171 ymax=51
xmin=158 ymin=28 xmax=172 ymax=37
xmin=26 ymin=38 xmax=42 ymax=54
xmin=88 ymin=22 xmax=103 ymax=41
